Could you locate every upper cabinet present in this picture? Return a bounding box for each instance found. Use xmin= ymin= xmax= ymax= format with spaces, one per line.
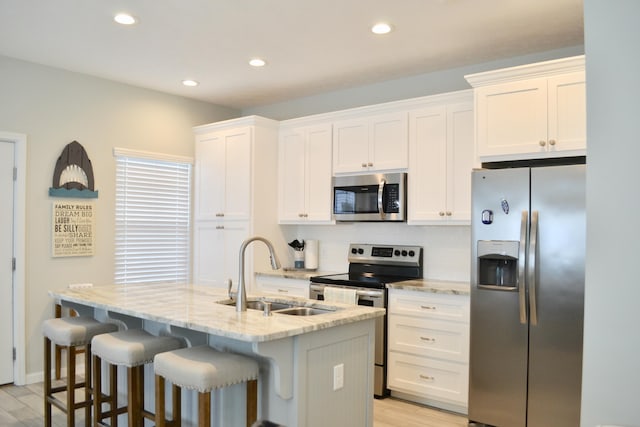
xmin=408 ymin=91 xmax=475 ymax=225
xmin=278 ymin=123 xmax=333 ymax=224
xmin=332 ymin=111 xmax=408 ymax=174
xmin=466 ymin=56 xmax=585 ymax=162
xmin=193 ymin=116 xmax=286 ymax=290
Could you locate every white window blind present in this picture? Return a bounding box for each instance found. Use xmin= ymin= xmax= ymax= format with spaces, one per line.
xmin=115 ymin=153 xmax=191 ymax=284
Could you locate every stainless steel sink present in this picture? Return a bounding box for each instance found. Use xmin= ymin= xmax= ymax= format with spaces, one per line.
xmin=274 ymin=306 xmax=335 ymax=316
xmin=216 ymin=299 xmax=292 ymax=311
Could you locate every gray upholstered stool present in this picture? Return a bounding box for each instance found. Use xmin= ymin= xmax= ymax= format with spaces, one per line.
xmin=43 ymin=316 xmax=118 ymax=427
xmin=91 ymin=329 xmax=184 ymax=427
xmin=154 ymin=345 xmax=259 ymax=427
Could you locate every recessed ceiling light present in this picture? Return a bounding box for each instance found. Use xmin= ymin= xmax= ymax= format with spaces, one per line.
xmin=182 ymin=80 xmax=199 ymax=87
xmin=371 ymin=22 xmax=392 ymax=35
xmin=114 ymin=13 xmax=137 ymax=25
xmin=249 ymin=58 xmax=266 ymax=67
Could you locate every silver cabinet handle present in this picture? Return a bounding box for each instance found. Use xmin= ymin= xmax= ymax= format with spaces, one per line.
xmin=420 ymin=305 xmax=436 ymax=310
xmin=419 ymin=374 xmax=435 ymax=381
xmin=215 ymin=212 xmax=225 ymax=217
xmin=519 ymin=211 xmax=528 ymax=324
xmin=548 ymin=139 xmax=556 ymax=146
xmin=420 ymin=337 xmax=436 ymax=342
xmin=446 ymin=211 xmax=452 ymax=216
xmin=361 ymin=162 xmax=367 ymax=168
xmin=439 ymin=211 xmax=445 ymax=217
xmin=277 ymin=289 xmax=289 ymax=293
xmin=539 ymin=140 xmax=546 ymax=147
xmin=529 ymin=211 xmax=539 ymax=326
xmin=368 ymin=162 xmax=373 ymax=167
xmin=215 ymin=225 xmax=224 ymax=230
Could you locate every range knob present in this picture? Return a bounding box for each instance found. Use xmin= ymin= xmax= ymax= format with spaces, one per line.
xmin=394 ymin=249 xmax=400 ymax=256
xmin=401 ymin=250 xmax=408 ymax=257
xmin=408 ymin=250 xmax=415 ymax=257
xmin=351 ymin=248 xmax=358 ymax=254
xmin=358 ymin=248 xmax=364 ymax=255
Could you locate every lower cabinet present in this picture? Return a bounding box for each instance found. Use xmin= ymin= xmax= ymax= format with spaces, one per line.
xmin=255 ymin=275 xmax=310 ymax=298
xmin=387 ymin=289 xmax=470 ymax=414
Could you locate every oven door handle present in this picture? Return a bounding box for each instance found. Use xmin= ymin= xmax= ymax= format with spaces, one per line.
xmin=310 ymin=284 xmax=384 ymax=298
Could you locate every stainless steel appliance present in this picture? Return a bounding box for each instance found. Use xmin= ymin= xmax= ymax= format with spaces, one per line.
xmin=332 ymin=173 xmax=407 ymax=222
xmin=469 ymin=164 xmax=585 ymax=427
xmin=310 ymin=243 xmax=423 ymax=398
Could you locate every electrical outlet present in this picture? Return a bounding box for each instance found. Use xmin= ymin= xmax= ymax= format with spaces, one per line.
xmin=333 ymin=363 xmax=344 ymax=390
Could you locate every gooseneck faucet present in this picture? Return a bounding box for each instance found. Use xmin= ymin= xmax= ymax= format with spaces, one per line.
xmin=237 ymin=236 xmax=281 ymax=312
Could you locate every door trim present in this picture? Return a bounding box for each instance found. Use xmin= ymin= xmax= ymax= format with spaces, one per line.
xmin=0 ymin=132 xmax=26 ymax=385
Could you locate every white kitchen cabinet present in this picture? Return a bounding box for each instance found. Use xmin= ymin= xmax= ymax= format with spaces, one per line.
xmin=408 ymin=92 xmax=474 ymax=225
xmin=387 ymin=289 xmax=470 ymax=414
xmin=278 ymin=123 xmax=333 ymax=224
xmin=193 ymin=116 xmax=287 ymax=291
xmin=332 ymin=111 xmax=408 ymax=174
xmin=466 ymin=55 xmax=585 ymax=162
xmin=255 ymin=275 xmax=309 ymax=298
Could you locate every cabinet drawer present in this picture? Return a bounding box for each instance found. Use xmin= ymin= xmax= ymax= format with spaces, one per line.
xmin=388 ymin=314 xmax=469 ymax=363
xmin=388 ymin=290 xmax=469 ymax=322
xmin=388 ymin=352 xmax=468 ymax=406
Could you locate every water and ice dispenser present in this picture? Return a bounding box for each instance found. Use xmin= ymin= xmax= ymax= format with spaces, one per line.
xmin=477 ymin=240 xmax=519 ymax=289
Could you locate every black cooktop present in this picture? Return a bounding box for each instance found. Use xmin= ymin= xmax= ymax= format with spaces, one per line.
xmin=310 ymin=272 xmax=416 ymax=289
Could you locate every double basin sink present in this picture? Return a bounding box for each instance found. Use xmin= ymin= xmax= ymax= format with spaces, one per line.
xmin=217 ymin=298 xmax=337 ymax=316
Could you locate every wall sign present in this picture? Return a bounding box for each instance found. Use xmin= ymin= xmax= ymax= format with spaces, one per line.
xmin=52 ymin=201 xmax=95 ymax=257
xmin=49 ymin=140 xmax=98 ymax=198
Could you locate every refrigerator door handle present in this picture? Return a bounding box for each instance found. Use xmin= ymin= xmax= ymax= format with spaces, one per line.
xmin=529 ymin=210 xmax=539 ymax=326
xmin=519 ymin=210 xmax=528 ymax=324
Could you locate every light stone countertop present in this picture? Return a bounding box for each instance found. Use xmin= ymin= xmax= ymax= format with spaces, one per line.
xmin=386 ymin=279 xmax=470 ymax=296
xmin=49 ymin=283 xmax=384 ymax=343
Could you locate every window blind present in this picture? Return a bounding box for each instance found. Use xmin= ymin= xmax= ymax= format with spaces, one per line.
xmin=114 ymin=154 xmax=191 ymax=284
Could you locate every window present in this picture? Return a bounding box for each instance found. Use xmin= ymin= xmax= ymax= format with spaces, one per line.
xmin=114 ymin=148 xmax=192 ymax=284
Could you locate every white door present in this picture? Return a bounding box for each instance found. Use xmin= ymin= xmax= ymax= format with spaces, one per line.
xmin=0 ymin=140 xmax=14 ymax=384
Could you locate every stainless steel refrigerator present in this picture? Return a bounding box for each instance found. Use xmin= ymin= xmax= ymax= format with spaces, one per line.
xmin=468 ymin=164 xmax=585 ymax=427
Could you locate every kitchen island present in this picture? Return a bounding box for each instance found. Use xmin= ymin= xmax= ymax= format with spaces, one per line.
xmin=50 ymin=283 xmax=384 ymax=427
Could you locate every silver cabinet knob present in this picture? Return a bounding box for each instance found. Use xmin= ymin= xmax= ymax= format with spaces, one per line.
xmin=539 ymin=140 xmax=546 ymax=147
xmin=368 ymin=162 xmax=373 ymax=167
xmin=439 ymin=211 xmax=445 ymax=217
xmin=446 ymin=211 xmax=452 ymax=216
xmin=549 ymin=139 xmax=556 ymax=146
xmin=361 ymin=162 xmax=367 ymax=168
xmin=215 ymin=225 xmax=224 ymax=230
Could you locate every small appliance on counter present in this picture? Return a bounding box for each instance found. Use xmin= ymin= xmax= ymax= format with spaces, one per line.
xmin=310 ymin=243 xmax=423 ymax=398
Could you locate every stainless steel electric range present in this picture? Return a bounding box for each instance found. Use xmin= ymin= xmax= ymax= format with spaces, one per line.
xmin=309 ymin=243 xmax=423 ymax=398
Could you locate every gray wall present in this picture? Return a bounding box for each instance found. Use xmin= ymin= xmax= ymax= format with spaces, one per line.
xmin=581 ymin=1 xmax=640 ymax=425
xmin=0 ymin=55 xmax=239 ymax=378
xmin=243 ymin=46 xmax=584 ymax=120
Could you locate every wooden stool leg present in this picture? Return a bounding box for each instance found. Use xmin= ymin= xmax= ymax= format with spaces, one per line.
xmin=172 ymin=383 xmax=181 ymax=426
xmin=93 ymin=354 xmax=101 ymax=427
xmin=128 ymin=365 xmax=145 ymax=427
xmin=109 ymin=363 xmax=118 ymax=427
xmin=54 ymin=304 xmax=62 ymax=380
xmin=44 ymin=337 xmax=52 ymax=427
xmin=246 ymin=379 xmax=258 ymax=427
xmin=155 ymin=375 xmax=166 ymax=427
xmin=198 ymin=391 xmax=211 ymax=427
xmin=84 ymin=344 xmax=92 ymax=427
xmin=67 ymin=344 xmax=76 ymax=427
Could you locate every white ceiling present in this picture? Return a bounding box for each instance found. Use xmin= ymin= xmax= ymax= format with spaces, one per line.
xmin=0 ymin=0 xmax=583 ymax=110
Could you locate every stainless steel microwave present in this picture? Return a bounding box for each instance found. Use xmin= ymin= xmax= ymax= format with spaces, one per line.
xmin=332 ymin=173 xmax=407 ymax=222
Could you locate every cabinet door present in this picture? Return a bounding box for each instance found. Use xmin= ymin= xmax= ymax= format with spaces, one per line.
xmin=547 ymin=71 xmax=586 ymax=152
xmin=446 ymin=104 xmax=474 ymax=223
xmin=195 ymin=133 xmax=226 ymax=221
xmin=332 ymin=118 xmax=369 ymax=174
xmin=369 ymin=112 xmax=408 ymax=171
xmin=304 ymin=124 xmax=333 ymax=222
xmin=408 ymin=106 xmax=448 ymax=222
xmin=475 ymin=78 xmax=548 ymax=157
xmin=279 ymin=129 xmax=307 ymax=222
xmin=223 ymin=127 xmax=252 ymax=220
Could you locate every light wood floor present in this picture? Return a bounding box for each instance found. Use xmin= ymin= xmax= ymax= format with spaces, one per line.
xmin=0 ymin=381 xmax=468 ymax=426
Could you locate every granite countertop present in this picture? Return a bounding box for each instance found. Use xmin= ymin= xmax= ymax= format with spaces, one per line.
xmin=49 ymin=283 xmax=384 ymax=343
xmin=386 ymin=279 xmax=470 ymax=296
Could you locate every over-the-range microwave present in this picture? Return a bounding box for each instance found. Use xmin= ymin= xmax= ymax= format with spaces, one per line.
xmin=332 ymin=173 xmax=407 ymax=222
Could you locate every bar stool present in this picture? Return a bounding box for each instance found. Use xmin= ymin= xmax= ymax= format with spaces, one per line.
xmin=43 ymin=316 xmax=118 ymax=427
xmin=91 ymin=329 xmax=184 ymax=427
xmin=154 ymin=345 xmax=259 ymax=427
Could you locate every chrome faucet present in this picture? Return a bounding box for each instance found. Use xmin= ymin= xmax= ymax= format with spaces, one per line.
xmin=237 ymin=236 xmax=281 ymax=312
